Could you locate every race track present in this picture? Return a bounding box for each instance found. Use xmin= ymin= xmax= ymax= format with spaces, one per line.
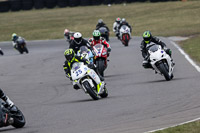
xmin=0 ymin=37 xmax=200 ymax=133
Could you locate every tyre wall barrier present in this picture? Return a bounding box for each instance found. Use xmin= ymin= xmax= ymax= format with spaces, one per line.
xmin=80 ymin=0 xmax=91 ymax=6
xmin=22 ymin=0 xmax=33 ymax=10
xmin=33 ymin=0 xmax=44 ymax=9
xmin=0 ymin=0 xmax=179 ymax=12
xmin=57 ymin=0 xmax=68 ymax=7
xmin=0 ymin=0 xmax=10 ymax=12
xmin=44 ymin=0 xmax=57 ymax=8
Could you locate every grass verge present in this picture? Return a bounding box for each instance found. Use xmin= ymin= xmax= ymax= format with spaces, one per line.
xmin=179 ymin=35 xmax=200 ymax=65
xmin=153 ymin=120 xmax=200 ymax=133
xmin=0 ymin=1 xmax=200 ymax=41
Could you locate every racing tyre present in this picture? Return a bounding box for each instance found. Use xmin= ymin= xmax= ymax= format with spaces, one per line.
xmin=100 ymin=87 xmax=108 ymax=98
xmin=158 ymin=62 xmax=171 ymax=81
xmin=0 ymin=50 xmax=4 ymax=55
xmin=24 ymin=47 xmax=29 ymax=54
xmin=83 ymin=81 xmax=99 ymax=100
xmin=11 ymin=108 xmax=26 ymax=128
xmin=96 ymin=59 xmax=105 ymax=77
xmin=122 ymin=34 xmax=129 ymax=46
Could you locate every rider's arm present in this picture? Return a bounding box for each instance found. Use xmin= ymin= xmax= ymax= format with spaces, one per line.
xmin=63 ymin=62 xmax=71 ymax=78
xmin=140 ymin=41 xmax=148 ymax=58
xmin=152 ymin=36 xmax=166 ymax=48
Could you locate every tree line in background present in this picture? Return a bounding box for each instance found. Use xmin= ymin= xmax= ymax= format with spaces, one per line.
xmin=0 ymin=0 xmax=178 ymax=12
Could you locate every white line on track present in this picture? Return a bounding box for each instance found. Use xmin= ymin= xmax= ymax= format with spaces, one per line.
xmin=171 ymin=41 xmax=200 ymax=73
xmin=145 ymin=40 xmax=200 ymax=133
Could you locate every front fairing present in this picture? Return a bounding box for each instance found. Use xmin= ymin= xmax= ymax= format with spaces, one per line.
xmin=71 ymin=62 xmax=89 ymax=80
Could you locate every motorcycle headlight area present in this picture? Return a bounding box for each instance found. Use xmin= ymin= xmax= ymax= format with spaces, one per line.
xmin=102 ymin=52 xmax=107 ymax=55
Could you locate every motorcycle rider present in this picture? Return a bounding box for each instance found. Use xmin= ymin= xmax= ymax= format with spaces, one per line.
xmin=77 ymin=46 xmax=94 ymax=64
xmin=69 ymin=32 xmax=93 ymax=54
xmin=96 ymin=19 xmax=110 ymax=32
xmin=118 ymin=18 xmax=132 ymax=35
xmin=11 ymin=33 xmax=25 ymax=50
xmin=64 ymin=29 xmax=74 ymax=44
xmin=140 ymin=31 xmax=173 ymax=68
xmin=113 ymin=17 xmax=121 ymax=39
xmin=88 ymin=30 xmax=111 ymax=56
xmin=0 ymin=88 xmax=14 ymax=108
xmin=63 ymin=49 xmax=104 ymax=90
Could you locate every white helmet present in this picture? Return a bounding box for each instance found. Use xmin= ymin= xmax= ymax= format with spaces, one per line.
xmin=73 ymin=32 xmax=82 ymax=44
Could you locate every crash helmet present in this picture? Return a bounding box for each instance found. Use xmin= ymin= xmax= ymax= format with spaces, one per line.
xmin=64 ymin=29 xmax=70 ymax=36
xmin=12 ymin=33 xmax=18 ymax=40
xmin=121 ymin=18 xmax=126 ymax=24
xmin=116 ymin=17 xmax=121 ymax=24
xmin=64 ymin=49 xmax=75 ymax=62
xmin=93 ymin=30 xmax=101 ymax=41
xmin=98 ymin=19 xmax=103 ymax=24
xmin=73 ymin=32 xmax=82 ymax=44
xmin=143 ymin=31 xmax=152 ymax=44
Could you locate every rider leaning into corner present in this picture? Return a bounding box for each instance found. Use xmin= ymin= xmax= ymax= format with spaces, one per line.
xmin=64 ymin=29 xmax=74 ymax=44
xmin=69 ymin=32 xmax=94 ymax=54
xmin=140 ymin=31 xmax=174 ymax=68
xmin=96 ymin=19 xmax=110 ymax=32
xmin=113 ymin=17 xmax=121 ymax=39
xmin=88 ymin=30 xmax=111 ymax=56
xmin=63 ymin=49 xmax=104 ymax=90
xmin=118 ymin=18 xmax=132 ymax=36
xmin=11 ymin=33 xmax=25 ymax=50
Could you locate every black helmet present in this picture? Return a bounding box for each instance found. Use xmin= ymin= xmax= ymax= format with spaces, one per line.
xmin=73 ymin=32 xmax=82 ymax=44
xmin=64 ymin=49 xmax=75 ymax=62
xmin=143 ymin=31 xmax=152 ymax=44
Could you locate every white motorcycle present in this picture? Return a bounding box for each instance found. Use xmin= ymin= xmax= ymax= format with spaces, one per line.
xmin=119 ymin=25 xmax=131 ymax=46
xmin=148 ymin=44 xmax=174 ymax=81
xmin=71 ymin=62 xmax=108 ymax=100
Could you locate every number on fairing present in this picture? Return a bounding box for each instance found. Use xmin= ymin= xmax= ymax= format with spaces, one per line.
xmin=76 ymin=69 xmax=82 ymax=76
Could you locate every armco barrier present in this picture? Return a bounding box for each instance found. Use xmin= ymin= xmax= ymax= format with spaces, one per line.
xmin=0 ymin=0 xmax=10 ymax=12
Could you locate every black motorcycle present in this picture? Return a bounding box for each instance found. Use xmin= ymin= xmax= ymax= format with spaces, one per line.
xmin=0 ymin=99 xmax=25 ymax=128
xmin=16 ymin=37 xmax=29 ymax=54
xmin=98 ymin=27 xmax=109 ymax=42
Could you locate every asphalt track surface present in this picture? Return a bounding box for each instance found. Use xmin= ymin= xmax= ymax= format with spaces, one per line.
xmin=0 ymin=37 xmax=200 ymax=133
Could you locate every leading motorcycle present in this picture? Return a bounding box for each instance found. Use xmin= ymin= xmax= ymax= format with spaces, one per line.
xmin=16 ymin=37 xmax=29 ymax=54
xmin=148 ymin=44 xmax=174 ymax=81
xmin=119 ymin=25 xmax=131 ymax=46
xmin=98 ymin=27 xmax=109 ymax=42
xmin=0 ymin=99 xmax=26 ymax=128
xmin=71 ymin=62 xmax=108 ymax=100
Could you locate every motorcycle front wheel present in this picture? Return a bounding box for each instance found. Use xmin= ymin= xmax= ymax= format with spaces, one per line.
xmin=83 ymin=81 xmax=99 ymax=100
xmin=12 ymin=108 xmax=26 ymax=128
xmin=96 ymin=59 xmax=105 ymax=77
xmin=158 ymin=62 xmax=171 ymax=81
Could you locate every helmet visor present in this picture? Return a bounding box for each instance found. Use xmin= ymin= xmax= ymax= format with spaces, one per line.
xmin=65 ymin=54 xmax=73 ymax=61
xmin=94 ymin=36 xmax=100 ymax=41
xmin=75 ymin=37 xmax=82 ymax=44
